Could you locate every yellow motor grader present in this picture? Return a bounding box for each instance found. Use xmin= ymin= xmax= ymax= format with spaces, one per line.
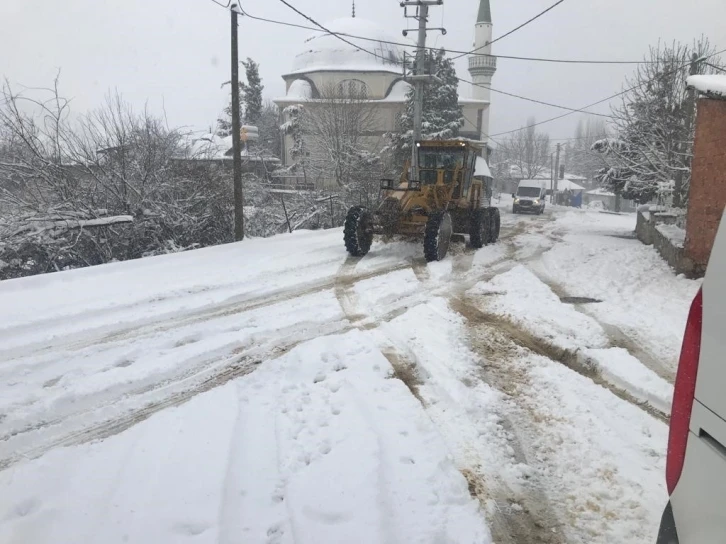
xmin=343 ymin=140 xmax=501 ymax=261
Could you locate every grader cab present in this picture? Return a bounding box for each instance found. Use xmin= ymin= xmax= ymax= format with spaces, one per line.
xmin=343 ymin=140 xmax=500 ymax=262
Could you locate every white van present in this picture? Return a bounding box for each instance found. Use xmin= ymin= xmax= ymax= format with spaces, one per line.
xmin=513 ymin=180 xmax=546 ymax=215
xmin=657 ymin=209 xmax=726 ymax=543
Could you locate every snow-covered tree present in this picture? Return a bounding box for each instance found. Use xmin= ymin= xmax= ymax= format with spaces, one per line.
xmin=593 ymin=39 xmax=724 ymax=207
xmin=256 ymin=101 xmax=282 ymax=158
xmin=281 ymin=103 xmax=308 ymax=178
xmin=301 ymin=82 xmax=378 ymax=189
xmin=495 ymin=118 xmax=551 ymax=179
xmin=217 ymin=57 xmax=265 ymax=136
xmin=391 ymin=49 xmax=464 ymax=161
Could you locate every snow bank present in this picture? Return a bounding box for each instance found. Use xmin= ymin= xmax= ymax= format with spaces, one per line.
xmin=582 ymin=348 xmax=673 ymax=415
xmin=469 ymin=265 xmax=609 ymax=351
xmin=687 ymin=74 xmax=726 ymax=98
xmin=532 ymin=210 xmax=699 ymax=374
xmin=0 ymin=330 xmax=490 ymax=544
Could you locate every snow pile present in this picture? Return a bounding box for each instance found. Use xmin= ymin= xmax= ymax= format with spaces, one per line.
xmin=469 ymin=265 xmax=609 ymax=351
xmin=582 ymin=348 xmax=673 ymax=414
xmin=687 ymin=74 xmax=726 ymax=98
xmin=0 ymin=330 xmax=490 ymax=543
xmin=532 ymin=210 xmax=699 ymax=374
xmin=656 ymin=223 xmax=686 ymax=248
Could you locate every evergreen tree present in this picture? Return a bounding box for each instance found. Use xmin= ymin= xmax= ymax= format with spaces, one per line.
xmin=391 ymin=49 xmax=463 ymax=162
xmin=216 ymin=57 xmax=265 ymax=136
xmin=241 ymin=58 xmax=263 ymax=125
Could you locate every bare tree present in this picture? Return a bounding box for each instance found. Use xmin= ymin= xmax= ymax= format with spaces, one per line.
xmin=497 ymin=118 xmax=551 ymax=179
xmin=0 ymin=78 xmax=234 ymax=278
xmin=564 ymin=117 xmax=609 ymax=185
xmin=302 ymin=81 xmax=379 ymax=189
xmin=593 ymin=38 xmax=724 ymax=206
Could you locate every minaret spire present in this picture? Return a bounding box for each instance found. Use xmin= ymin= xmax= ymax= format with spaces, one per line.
xmin=477 ymin=0 xmax=492 ymax=23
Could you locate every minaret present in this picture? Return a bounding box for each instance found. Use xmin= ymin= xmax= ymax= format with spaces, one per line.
xmin=468 ymin=0 xmax=496 ymax=151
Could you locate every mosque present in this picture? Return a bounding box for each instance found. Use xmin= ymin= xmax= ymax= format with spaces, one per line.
xmin=273 ymin=0 xmax=496 ymax=183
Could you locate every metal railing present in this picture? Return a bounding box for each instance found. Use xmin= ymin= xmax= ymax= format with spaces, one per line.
xmin=468 ymin=55 xmax=497 ymax=71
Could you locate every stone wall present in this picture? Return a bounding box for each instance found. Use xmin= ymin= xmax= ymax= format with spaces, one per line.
xmin=685 ymin=97 xmax=726 ymax=269
xmin=636 ymin=209 xmax=700 ymax=277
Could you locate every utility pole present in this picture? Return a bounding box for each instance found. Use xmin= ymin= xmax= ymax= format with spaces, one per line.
xmin=230 ymin=3 xmax=244 ymax=241
xmin=553 ymin=143 xmax=561 ymax=204
xmin=401 ymin=0 xmax=444 ymax=177
xmin=674 ymin=53 xmax=701 ymax=208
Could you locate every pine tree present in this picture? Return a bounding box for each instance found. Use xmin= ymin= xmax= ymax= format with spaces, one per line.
xmin=391 ymin=49 xmax=463 ymax=162
xmin=241 ymin=58 xmax=263 ymax=125
xmin=216 ymin=57 xmax=265 ymax=136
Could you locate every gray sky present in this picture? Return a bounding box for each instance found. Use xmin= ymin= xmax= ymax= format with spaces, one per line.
xmin=2 ymin=0 xmax=725 ymax=143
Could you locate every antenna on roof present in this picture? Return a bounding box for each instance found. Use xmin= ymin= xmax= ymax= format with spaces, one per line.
xmin=352 ymin=0 xmax=356 ymax=17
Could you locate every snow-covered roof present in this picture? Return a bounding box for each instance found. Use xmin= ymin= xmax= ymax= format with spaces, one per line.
xmin=179 ymin=130 xmax=274 ymax=161
xmin=687 ymin=74 xmax=726 ymax=99
xmin=380 ymin=80 xmax=411 ymax=102
xmin=586 ymin=188 xmax=615 ymax=196
xmin=555 ymin=179 xmax=586 ymax=191
xmin=287 ymin=17 xmax=405 ymax=76
xmin=518 ymin=179 xmax=548 ymax=188
xmin=474 ymin=156 xmax=492 ymax=178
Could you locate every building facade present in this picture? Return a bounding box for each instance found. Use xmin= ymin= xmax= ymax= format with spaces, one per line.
xmin=273 ymin=1 xmax=495 ymax=188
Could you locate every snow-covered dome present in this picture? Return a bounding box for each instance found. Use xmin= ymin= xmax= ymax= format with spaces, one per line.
xmin=289 ymin=17 xmax=403 ymax=75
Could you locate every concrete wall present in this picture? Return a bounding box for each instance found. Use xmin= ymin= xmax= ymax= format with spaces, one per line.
xmin=685 ymin=97 xmax=726 ymax=269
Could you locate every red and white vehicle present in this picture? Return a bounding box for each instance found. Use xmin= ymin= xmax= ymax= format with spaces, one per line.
xmin=657 ymin=211 xmax=726 ymax=543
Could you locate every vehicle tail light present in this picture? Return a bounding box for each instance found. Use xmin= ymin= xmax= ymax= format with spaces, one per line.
xmin=666 ymin=288 xmax=703 ymax=495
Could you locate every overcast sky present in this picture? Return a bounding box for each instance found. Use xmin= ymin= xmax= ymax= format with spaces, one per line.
xmin=2 ymin=0 xmax=724 ymax=144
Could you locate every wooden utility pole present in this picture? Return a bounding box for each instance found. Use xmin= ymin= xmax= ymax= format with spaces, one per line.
xmin=411 ymin=2 xmax=429 ymax=174
xmin=401 ymin=0 xmax=444 ymax=177
xmin=553 ymin=143 xmax=561 ymax=204
xmin=231 ymin=4 xmax=244 ymax=241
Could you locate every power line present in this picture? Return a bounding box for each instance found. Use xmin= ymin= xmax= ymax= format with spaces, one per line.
xmin=489 ymin=47 xmax=726 ymax=138
xmin=225 ymin=3 xmax=655 ymax=65
xmin=458 ymin=77 xmax=614 ymax=118
xmin=452 ymin=0 xmax=566 ymax=60
xmin=275 ymin=0 xmax=392 ymax=65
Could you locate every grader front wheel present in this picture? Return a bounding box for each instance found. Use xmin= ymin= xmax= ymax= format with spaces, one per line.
xmin=344 ymin=206 xmax=373 ymax=257
xmin=424 ymin=211 xmax=453 ymax=262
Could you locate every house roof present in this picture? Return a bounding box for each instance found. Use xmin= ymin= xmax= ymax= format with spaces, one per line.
xmin=687 ymin=74 xmax=726 ymax=99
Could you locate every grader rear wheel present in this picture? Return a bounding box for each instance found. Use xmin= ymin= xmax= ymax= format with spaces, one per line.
xmin=469 ymin=208 xmax=489 ymax=249
xmin=344 ymin=206 xmax=374 ymax=257
xmin=424 ymin=211 xmax=453 ymax=262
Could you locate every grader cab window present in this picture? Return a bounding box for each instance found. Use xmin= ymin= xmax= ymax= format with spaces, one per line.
xmin=418 ymin=148 xmax=467 ymax=185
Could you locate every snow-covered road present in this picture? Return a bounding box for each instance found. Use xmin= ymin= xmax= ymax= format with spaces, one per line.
xmin=0 ymin=202 xmax=699 ymax=543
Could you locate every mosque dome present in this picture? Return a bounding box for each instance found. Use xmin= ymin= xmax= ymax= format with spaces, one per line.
xmin=288 ymin=17 xmax=403 ymax=75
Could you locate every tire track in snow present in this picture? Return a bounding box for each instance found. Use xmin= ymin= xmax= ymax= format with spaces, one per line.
xmin=0 ymin=262 xmax=412 ymax=362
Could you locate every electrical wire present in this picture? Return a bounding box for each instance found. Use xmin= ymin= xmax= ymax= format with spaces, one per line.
xmin=223 ymin=2 xmax=656 ymax=65
xmin=489 ymin=47 xmax=726 ymax=138
xmin=458 ymin=77 xmax=615 ymax=118
xmin=451 ymin=0 xmax=566 ymax=60
xmin=210 ymin=0 xmax=724 ymax=138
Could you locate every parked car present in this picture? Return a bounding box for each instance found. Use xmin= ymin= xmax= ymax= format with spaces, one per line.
xmin=657 ymin=210 xmax=726 ymax=543
xmin=512 ymin=180 xmax=546 ymax=215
